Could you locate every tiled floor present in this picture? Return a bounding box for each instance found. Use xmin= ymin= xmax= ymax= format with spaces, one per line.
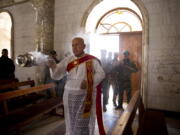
xmin=22 ymin=112 xmax=180 ymax=135
xmin=21 ymin=106 xmax=124 ymax=135
xmin=21 ymin=88 xmax=180 ymax=135
xmin=98 ymin=101 xmax=125 ymax=135
xmin=22 ymin=88 xmax=125 ymax=135
xmin=21 ymin=114 xmax=64 ymax=135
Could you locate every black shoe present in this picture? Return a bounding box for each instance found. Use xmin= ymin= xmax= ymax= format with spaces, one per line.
xmin=103 ymin=106 xmax=107 ymax=112
xmin=115 ymin=106 xmax=123 ymax=110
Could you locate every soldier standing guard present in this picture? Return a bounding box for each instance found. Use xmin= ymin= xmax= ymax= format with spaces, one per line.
xmin=113 ymin=50 xmax=138 ymax=110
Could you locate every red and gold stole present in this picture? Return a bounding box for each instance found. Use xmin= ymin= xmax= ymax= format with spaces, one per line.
xmin=66 ymin=54 xmax=106 ymax=135
xmin=67 ymin=54 xmax=97 ymax=118
xmin=67 ymin=54 xmax=97 ymax=72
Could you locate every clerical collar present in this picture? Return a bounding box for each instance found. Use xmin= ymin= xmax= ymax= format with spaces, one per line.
xmin=75 ymin=53 xmax=85 ymax=58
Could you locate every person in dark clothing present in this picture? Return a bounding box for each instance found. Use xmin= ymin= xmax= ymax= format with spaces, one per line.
xmin=44 ymin=50 xmax=66 ymax=98
xmin=0 ymin=49 xmax=15 ymax=80
xmin=100 ymin=50 xmax=112 ymax=112
xmin=111 ymin=52 xmax=119 ymax=107
xmin=114 ymin=50 xmax=138 ymax=110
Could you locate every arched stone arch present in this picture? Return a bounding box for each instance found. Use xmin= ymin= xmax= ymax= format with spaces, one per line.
xmin=81 ymin=0 xmax=101 ymax=28
xmin=95 ymin=7 xmax=143 ymax=32
xmin=131 ymin=0 xmax=149 ymax=107
xmin=81 ymin=0 xmax=149 ymax=106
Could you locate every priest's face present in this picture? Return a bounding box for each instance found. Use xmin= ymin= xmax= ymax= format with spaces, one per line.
xmin=72 ymin=38 xmax=85 ymax=57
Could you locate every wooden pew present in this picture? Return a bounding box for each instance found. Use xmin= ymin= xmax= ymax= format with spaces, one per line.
xmin=111 ymin=90 xmax=168 ymax=135
xmin=0 ymin=78 xmax=18 ymax=85
xmin=0 ymin=83 xmax=63 ymax=134
xmin=0 ymin=78 xmax=19 ymax=93
xmin=0 ymin=80 xmax=35 ymax=91
xmin=0 ymin=80 xmax=45 ymax=114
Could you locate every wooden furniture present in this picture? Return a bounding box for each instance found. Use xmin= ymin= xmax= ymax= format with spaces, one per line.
xmin=112 ymin=90 xmax=168 ymax=135
xmin=0 ymin=80 xmax=45 ymax=114
xmin=0 ymin=80 xmax=35 ymax=91
xmin=0 ymin=83 xmax=63 ymax=134
xmin=0 ymin=78 xmax=19 ymax=85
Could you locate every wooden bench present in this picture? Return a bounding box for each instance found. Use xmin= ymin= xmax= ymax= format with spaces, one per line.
xmin=0 ymin=83 xmax=63 ymax=134
xmin=112 ymin=90 xmax=168 ymax=135
xmin=0 ymin=80 xmax=35 ymax=91
xmin=0 ymin=80 xmax=46 ymax=114
xmin=0 ymin=78 xmax=19 ymax=93
xmin=0 ymin=78 xmax=19 ymax=85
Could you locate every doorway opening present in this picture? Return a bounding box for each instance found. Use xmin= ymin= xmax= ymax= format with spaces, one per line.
xmin=0 ymin=11 xmax=12 ymax=58
xmin=89 ymin=34 xmax=119 ymax=59
xmin=85 ymin=0 xmax=143 ymax=111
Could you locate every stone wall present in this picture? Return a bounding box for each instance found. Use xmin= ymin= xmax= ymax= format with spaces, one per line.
xmin=54 ymin=0 xmax=180 ymax=112
xmin=141 ymin=0 xmax=180 ymax=111
xmin=3 ymin=2 xmax=37 ymax=82
xmin=54 ymin=0 xmax=93 ymax=58
xmin=0 ymin=0 xmax=180 ymax=112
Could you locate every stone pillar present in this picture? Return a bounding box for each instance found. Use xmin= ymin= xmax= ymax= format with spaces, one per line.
xmin=31 ymin=0 xmax=55 ymax=84
xmin=31 ymin=0 xmax=54 ymax=52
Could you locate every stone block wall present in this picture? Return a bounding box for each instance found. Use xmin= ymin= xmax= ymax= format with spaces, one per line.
xmin=142 ymin=0 xmax=180 ymax=111
xmin=0 ymin=0 xmax=180 ymax=112
xmin=4 ymin=2 xmax=36 ymax=82
xmin=54 ymin=0 xmax=92 ymax=58
xmin=54 ymin=0 xmax=180 ymax=112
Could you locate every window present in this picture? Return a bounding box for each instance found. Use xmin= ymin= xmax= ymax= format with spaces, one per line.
xmin=96 ymin=9 xmax=142 ymax=33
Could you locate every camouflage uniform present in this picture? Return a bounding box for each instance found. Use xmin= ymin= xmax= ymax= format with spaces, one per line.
xmin=114 ymin=58 xmax=138 ymax=109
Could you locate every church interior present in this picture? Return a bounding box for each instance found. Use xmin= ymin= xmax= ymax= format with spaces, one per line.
xmin=0 ymin=0 xmax=180 ymax=135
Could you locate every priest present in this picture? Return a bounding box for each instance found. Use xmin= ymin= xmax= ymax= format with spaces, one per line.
xmin=47 ymin=37 xmax=106 ymax=135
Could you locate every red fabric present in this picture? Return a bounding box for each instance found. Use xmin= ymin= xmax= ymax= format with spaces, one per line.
xmin=66 ymin=54 xmax=97 ymax=72
xmin=66 ymin=54 xmax=106 ymax=134
xmin=96 ymin=84 xmax=106 ymax=135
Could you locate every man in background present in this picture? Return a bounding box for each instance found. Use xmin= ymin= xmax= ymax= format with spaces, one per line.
xmin=44 ymin=50 xmax=66 ymax=98
xmin=100 ymin=50 xmax=112 ymax=112
xmin=111 ymin=52 xmax=119 ymax=108
xmin=114 ymin=50 xmax=138 ymax=110
xmin=0 ymin=48 xmax=15 ymax=80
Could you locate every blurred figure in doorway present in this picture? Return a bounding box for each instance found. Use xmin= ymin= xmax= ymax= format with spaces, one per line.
xmin=110 ymin=52 xmax=119 ymax=107
xmin=113 ymin=50 xmax=138 ymax=110
xmin=100 ymin=50 xmax=112 ymax=112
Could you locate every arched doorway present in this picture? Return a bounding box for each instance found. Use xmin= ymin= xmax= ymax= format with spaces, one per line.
xmin=85 ymin=0 xmax=143 ymax=101
xmin=0 ymin=11 xmax=13 ymax=58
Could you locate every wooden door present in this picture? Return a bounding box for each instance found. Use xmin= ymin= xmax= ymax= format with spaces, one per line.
xmin=119 ymin=31 xmax=142 ymax=96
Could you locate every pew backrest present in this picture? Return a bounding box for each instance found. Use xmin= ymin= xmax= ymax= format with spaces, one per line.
xmin=0 ymin=83 xmax=62 ymax=134
xmin=112 ymin=90 xmax=140 ymax=135
xmin=0 ymin=83 xmax=55 ymax=101
xmin=0 ymin=80 xmax=35 ymax=91
xmin=0 ymin=83 xmax=56 ymax=115
xmin=111 ymin=90 xmax=168 ymax=135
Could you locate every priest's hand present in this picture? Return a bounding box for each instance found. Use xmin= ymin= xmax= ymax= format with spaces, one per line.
xmin=81 ymin=80 xmax=87 ymax=89
xmin=46 ymin=57 xmax=56 ymax=68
